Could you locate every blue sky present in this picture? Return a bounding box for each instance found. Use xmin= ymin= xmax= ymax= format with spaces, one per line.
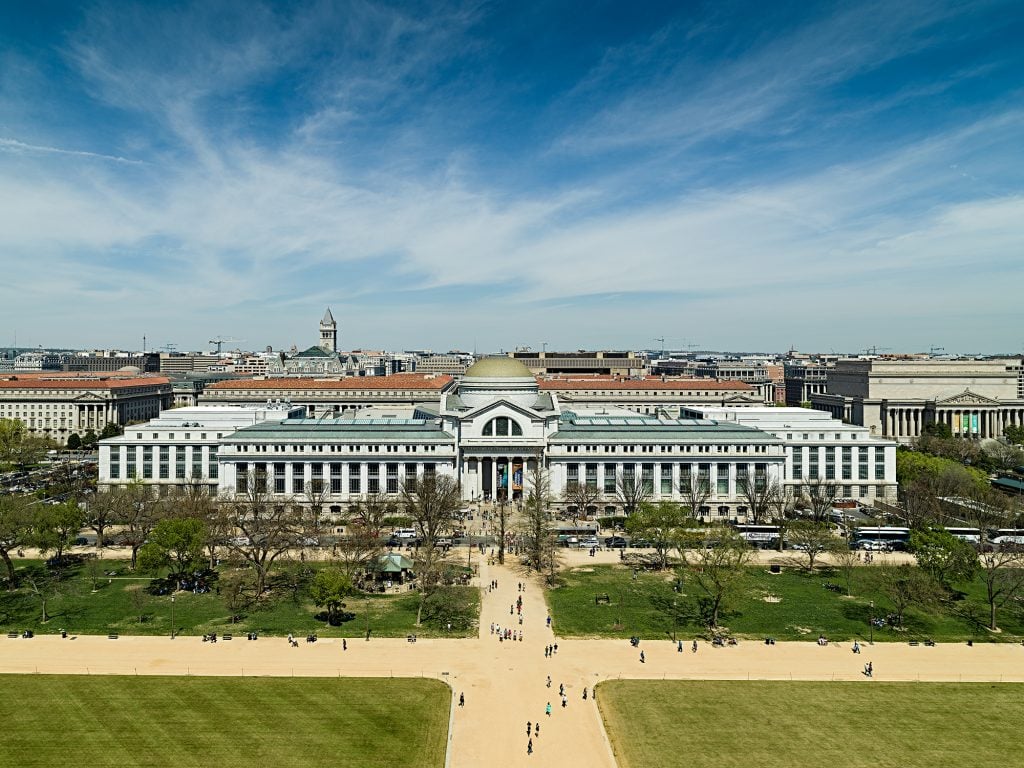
xmin=1 ymin=0 xmax=1022 ymax=355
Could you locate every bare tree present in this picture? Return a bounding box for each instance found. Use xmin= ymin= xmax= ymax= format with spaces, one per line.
xmin=223 ymin=470 xmax=305 ymax=595
xmin=678 ymin=471 xmax=711 ymax=521
xmin=833 ymin=548 xmax=860 ymax=597
xmin=786 ymin=520 xmax=841 ymax=572
xmin=678 ymin=527 xmax=751 ymax=629
xmin=977 ymin=547 xmax=1024 ymax=631
xmin=878 ymin=564 xmax=943 ymax=629
xmin=84 ymin=488 xmax=120 ymax=549
xmin=400 ymin=473 xmax=461 ymax=625
xmin=495 ymin=501 xmax=511 ymax=565
xmin=117 ymin=479 xmax=164 ymax=570
xmin=799 ymin=479 xmax=839 ymax=523
xmin=616 ymin=473 xmax=651 ymax=518
xmin=984 ymin=441 xmax=1024 ymax=473
xmin=766 ymin=483 xmax=793 ymax=552
xmin=738 ymin=475 xmax=775 ymax=524
xmin=521 ymin=460 xmax=559 ymax=583
xmin=302 ymin=479 xmax=330 ymax=543
xmin=337 ymin=494 xmax=390 ymax=579
xmin=562 ymin=482 xmax=602 ymax=524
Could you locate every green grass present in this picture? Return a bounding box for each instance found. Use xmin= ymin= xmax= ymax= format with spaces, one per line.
xmin=597 ymin=680 xmax=1021 ymax=768
xmin=0 ymin=560 xmax=478 ymax=638
xmin=0 ymin=675 xmax=449 ymax=768
xmin=547 ymin=564 xmax=1024 ymax=642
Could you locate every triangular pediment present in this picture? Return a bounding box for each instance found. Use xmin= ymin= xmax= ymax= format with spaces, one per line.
xmin=71 ymin=391 xmax=106 ymax=402
xmin=935 ymin=389 xmax=1000 ymax=406
xmin=461 ymin=399 xmax=541 ymax=422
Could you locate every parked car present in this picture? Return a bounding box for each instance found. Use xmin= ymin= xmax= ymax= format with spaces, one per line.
xmin=578 ymin=537 xmax=600 ymax=549
xmin=604 ymin=536 xmax=628 ymax=548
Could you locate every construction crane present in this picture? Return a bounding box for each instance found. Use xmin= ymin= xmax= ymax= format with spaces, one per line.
xmin=929 ymin=345 xmax=945 ymax=356
xmin=209 ymin=337 xmax=244 ymax=353
xmin=160 ymin=342 xmax=177 ymax=353
xmin=654 ymin=337 xmax=666 ymax=357
xmin=862 ymin=345 xmax=891 ymax=355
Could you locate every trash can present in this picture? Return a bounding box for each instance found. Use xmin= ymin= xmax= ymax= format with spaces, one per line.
xmin=769 ymin=564 xmax=781 ymax=574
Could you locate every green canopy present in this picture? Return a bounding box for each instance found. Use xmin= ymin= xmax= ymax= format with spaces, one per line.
xmin=377 ymin=552 xmax=414 ymax=573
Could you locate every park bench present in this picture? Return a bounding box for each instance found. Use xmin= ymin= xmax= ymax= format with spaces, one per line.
xmin=222 ymin=634 xmax=233 ymax=641
xmin=594 ymin=593 xmax=611 ymax=605
xmin=108 ymin=633 xmax=118 ymax=640
xmin=909 ymin=641 xmax=920 ymax=646
xmin=7 ymin=632 xmax=18 ymax=639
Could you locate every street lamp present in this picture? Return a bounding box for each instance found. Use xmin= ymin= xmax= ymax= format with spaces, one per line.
xmin=869 ymin=600 xmax=874 ymax=645
xmin=170 ymin=595 xmax=176 ymax=639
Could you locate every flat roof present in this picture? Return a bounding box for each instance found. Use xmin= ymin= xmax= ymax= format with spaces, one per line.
xmin=205 ymin=373 xmax=454 ymax=391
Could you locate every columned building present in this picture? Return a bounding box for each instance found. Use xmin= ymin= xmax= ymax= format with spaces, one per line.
xmin=812 ymin=358 xmax=1024 ymax=442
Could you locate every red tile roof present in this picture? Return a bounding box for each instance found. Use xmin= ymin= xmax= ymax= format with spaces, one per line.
xmin=539 ymin=377 xmax=752 ymax=392
xmin=205 ymin=374 xmax=454 ymax=391
xmin=0 ymin=375 xmax=170 ymax=390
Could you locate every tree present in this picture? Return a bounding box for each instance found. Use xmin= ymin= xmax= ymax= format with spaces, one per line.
xmin=678 ymin=471 xmax=710 ymax=521
xmin=81 ymin=429 xmax=98 ymax=448
xmin=616 ymin=473 xmax=651 ymax=517
xmin=22 ymin=565 xmax=67 ymax=624
xmin=922 ymin=422 xmax=953 ymax=439
xmin=220 ymin=571 xmax=254 ymax=623
xmin=833 ymin=548 xmax=860 ymax=597
xmin=562 ymin=482 xmax=602 ymax=524
xmin=798 ymin=479 xmax=838 ymax=523
xmin=0 ymin=418 xmax=27 ymax=465
xmin=878 ymin=564 xmax=943 ymax=629
xmin=128 ymin=585 xmax=150 ymax=623
xmin=400 ymin=473 xmax=461 ymax=624
xmin=494 ymin=500 xmax=511 ymax=566
xmin=337 ymin=495 xmax=389 ymax=579
xmin=766 ymin=484 xmax=793 ymax=552
xmin=116 ymin=480 xmax=164 ymax=570
xmin=137 ymin=517 xmax=206 ymax=578
xmin=678 ymin=526 xmax=751 ymax=629
xmin=34 ymin=500 xmax=85 ymax=565
xmin=984 ymin=441 xmax=1024 ymax=473
xmin=521 ymin=461 xmax=559 ymax=583
xmin=84 ymin=488 xmax=121 ymax=549
xmin=310 ymin=567 xmax=354 ymax=624
xmin=99 ymin=423 xmax=123 ymax=440
xmin=625 ymin=501 xmax=691 ymax=570
xmin=786 ymin=521 xmax=840 ymax=572
xmin=738 ymin=475 xmax=775 ymax=524
xmin=166 ymin=481 xmax=224 ymax=569
xmin=0 ymin=494 xmax=34 ymax=585
xmin=223 ymin=470 xmax=305 ymax=595
xmin=1004 ymin=424 xmax=1024 ymax=446
xmin=977 ymin=547 xmax=1024 ymax=631
xmin=66 ymin=433 xmax=82 ymax=450
xmin=908 ymin=527 xmax=979 ymax=592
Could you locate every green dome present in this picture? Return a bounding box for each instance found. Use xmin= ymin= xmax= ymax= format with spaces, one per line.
xmin=463 ymin=357 xmax=534 ymax=378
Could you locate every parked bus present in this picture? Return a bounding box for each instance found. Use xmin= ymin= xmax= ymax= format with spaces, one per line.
xmin=943 ymin=527 xmax=982 ymax=544
xmin=733 ymin=524 xmax=781 ymax=549
xmin=852 ymin=526 xmax=911 ymax=551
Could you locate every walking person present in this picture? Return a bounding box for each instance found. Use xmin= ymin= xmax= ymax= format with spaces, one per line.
xmin=546 ymin=675 xmax=551 ymax=688
xmin=342 ymin=639 xmax=347 ymax=651
xmin=545 ymin=702 xmax=552 ymax=717
xmin=558 ymin=683 xmax=564 ymax=696
xmin=527 ymin=738 xmax=533 ymax=755
xmin=459 ymin=692 xmax=465 ymax=707
xmin=535 ymin=723 xmax=540 ymax=737
xmin=527 ymin=721 xmax=532 ymax=737
xmin=561 ymin=694 xmax=567 ymax=708
xmin=640 ymin=650 xmax=645 ymax=663
xmin=582 ymin=687 xmax=588 ymax=700
xmin=677 ymin=639 xmax=683 ymax=652
xmin=692 ymin=639 xmax=698 ymax=653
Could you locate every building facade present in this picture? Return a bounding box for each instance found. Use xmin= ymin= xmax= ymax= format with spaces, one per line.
xmin=0 ymin=373 xmax=172 ymax=442
xmin=812 ymin=358 xmax=1024 ymax=442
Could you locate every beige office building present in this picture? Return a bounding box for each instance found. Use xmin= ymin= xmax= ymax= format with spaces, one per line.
xmin=812 ymin=358 xmax=1024 ymax=442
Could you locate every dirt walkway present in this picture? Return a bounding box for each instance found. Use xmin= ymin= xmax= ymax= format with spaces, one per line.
xmin=2 ymin=561 xmax=1024 ymax=768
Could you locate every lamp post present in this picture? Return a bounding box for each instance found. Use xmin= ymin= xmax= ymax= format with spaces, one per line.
xmin=170 ymin=595 xmax=176 ymax=639
xmin=869 ymin=600 xmax=874 ymax=645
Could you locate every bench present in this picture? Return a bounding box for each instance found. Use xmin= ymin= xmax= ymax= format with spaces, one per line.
xmin=7 ymin=632 xmax=18 ymax=639
xmin=108 ymin=633 xmax=119 ymax=640
xmin=222 ymin=634 xmax=233 ymax=641
xmin=594 ymin=593 xmax=611 ymax=605
xmin=909 ymin=641 xmax=919 ymax=646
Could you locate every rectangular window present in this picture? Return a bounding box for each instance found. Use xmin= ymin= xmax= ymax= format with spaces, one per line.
xmin=825 ymin=447 xmax=836 ymax=480
xmin=175 ymin=447 xmax=186 ymax=479
xmin=641 ymin=463 xmax=654 ymax=494
xmin=236 ymin=463 xmax=248 ymax=494
xmin=274 ymin=463 xmax=286 ymax=494
xmin=159 ymin=446 xmax=170 ymax=479
xmin=604 ymin=463 xmax=617 ymax=493
xmin=585 ymin=463 xmax=598 ymax=489
xmin=566 ymin=463 xmax=579 ymax=488
xmin=678 ymin=463 xmax=692 ymax=492
xmin=659 ymin=464 xmax=673 ymax=494
xmin=349 ymin=471 xmax=362 ymax=494
xmin=423 ymin=464 xmax=435 ymax=478
xmin=792 ymin=448 xmax=803 ymax=480
xmin=192 ymin=448 xmax=204 ymax=480
xmin=808 ymin=448 xmax=819 ymax=479
xmin=208 ymin=448 xmax=218 ymax=479
xmin=142 ymin=447 xmax=153 ymax=479
xmin=716 ymin=464 xmax=729 ymax=496
xmin=754 ymin=462 xmax=767 ymax=492
xmin=110 ymin=449 xmax=121 ymax=480
xmin=874 ymin=450 xmax=885 ymax=480
xmin=367 ymin=463 xmax=379 ymax=494
xmin=386 ymin=463 xmax=399 ymax=494
xmin=858 ymin=447 xmax=869 ymax=480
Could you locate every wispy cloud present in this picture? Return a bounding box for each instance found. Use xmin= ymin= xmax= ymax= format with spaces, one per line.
xmin=0 ymin=137 xmax=142 ymax=164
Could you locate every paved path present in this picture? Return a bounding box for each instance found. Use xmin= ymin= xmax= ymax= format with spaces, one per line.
xmin=3 ymin=559 xmax=1024 ymax=767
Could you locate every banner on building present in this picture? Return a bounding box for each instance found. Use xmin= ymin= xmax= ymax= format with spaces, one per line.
xmin=971 ymin=414 xmax=980 ymax=435
xmin=512 ymin=461 xmax=523 ymax=491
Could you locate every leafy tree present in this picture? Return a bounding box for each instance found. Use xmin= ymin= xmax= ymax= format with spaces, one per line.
xmin=678 ymin=526 xmax=751 ymax=629
xmin=420 ymin=586 xmax=476 ymax=631
xmin=908 ymin=527 xmax=979 ymax=591
xmin=220 ymin=571 xmax=254 ymax=623
xmin=922 ymin=422 xmax=953 ymax=439
xmin=66 ymin=433 xmax=82 ymax=450
xmin=878 ymin=564 xmax=943 ymax=629
xmin=84 ymin=488 xmax=122 ymax=549
xmin=310 ymin=567 xmax=353 ymax=624
xmin=984 ymin=441 xmax=1024 ymax=473
xmin=81 ymin=429 xmax=98 ymax=448
xmin=22 ymin=564 xmax=68 ymax=624
xmin=128 ymin=585 xmax=150 ymax=623
xmin=625 ymin=501 xmax=691 ymax=570
xmin=224 ymin=470 xmax=305 ymax=595
xmin=400 ymin=472 xmax=461 ymax=624
xmin=786 ymin=521 xmax=841 ymax=572
xmin=767 ymin=484 xmax=793 ymax=552
xmin=0 ymin=418 xmax=27 ymax=464
xmin=0 ymin=494 xmax=34 ymax=585
xmin=34 ymin=500 xmax=85 ymax=564
xmin=1004 ymin=424 xmax=1024 ymax=446
xmin=137 ymin=517 xmax=206 ymax=578
xmin=116 ymin=479 xmax=164 ymax=570
xmin=833 ymin=548 xmax=860 ymax=597
xmin=99 ymin=423 xmax=123 ymax=440
xmin=977 ymin=547 xmax=1024 ymax=631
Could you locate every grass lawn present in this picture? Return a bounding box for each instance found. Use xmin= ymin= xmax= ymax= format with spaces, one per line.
xmin=0 ymin=675 xmax=449 ymax=768
xmin=597 ymin=680 xmax=1021 ymax=768
xmin=547 ymin=564 xmax=1024 ymax=642
xmin=0 ymin=559 xmax=478 ymax=638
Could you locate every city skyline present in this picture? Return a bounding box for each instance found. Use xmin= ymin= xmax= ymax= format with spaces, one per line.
xmin=2 ymin=1 xmax=1023 ymax=354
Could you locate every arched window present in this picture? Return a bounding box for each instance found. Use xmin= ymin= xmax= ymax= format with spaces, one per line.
xmin=482 ymin=417 xmax=523 ymax=437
